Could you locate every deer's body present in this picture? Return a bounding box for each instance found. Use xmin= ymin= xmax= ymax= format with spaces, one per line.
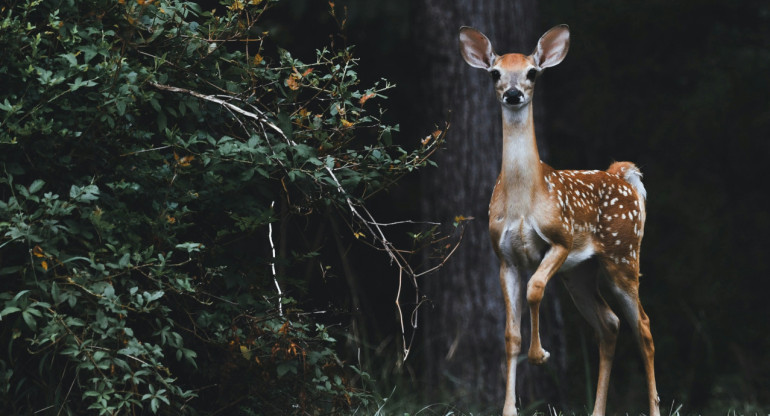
xmin=491 ymin=162 xmax=646 ymax=275
xmin=459 ymin=25 xmax=660 ymax=416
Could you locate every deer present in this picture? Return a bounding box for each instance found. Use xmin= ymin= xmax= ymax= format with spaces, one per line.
xmin=458 ymin=25 xmax=660 ymax=416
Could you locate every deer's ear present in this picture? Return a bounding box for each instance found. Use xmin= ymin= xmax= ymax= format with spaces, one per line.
xmin=459 ymin=27 xmax=497 ymax=69
xmin=532 ymin=25 xmax=570 ymax=69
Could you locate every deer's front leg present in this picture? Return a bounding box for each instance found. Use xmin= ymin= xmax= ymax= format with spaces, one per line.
xmin=526 ymin=245 xmax=569 ymax=364
xmin=500 ymin=263 xmax=524 ymax=416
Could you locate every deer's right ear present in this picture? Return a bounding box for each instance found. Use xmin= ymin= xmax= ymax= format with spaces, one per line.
xmin=459 ymin=27 xmax=497 ymax=69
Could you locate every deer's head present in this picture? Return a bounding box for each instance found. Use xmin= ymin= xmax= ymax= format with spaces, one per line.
xmin=459 ymin=25 xmax=570 ymax=108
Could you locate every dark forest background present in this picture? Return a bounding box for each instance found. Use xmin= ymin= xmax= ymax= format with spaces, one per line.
xmin=265 ymin=0 xmax=770 ymax=413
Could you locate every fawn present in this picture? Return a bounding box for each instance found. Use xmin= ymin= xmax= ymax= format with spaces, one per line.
xmin=458 ymin=25 xmax=660 ymax=416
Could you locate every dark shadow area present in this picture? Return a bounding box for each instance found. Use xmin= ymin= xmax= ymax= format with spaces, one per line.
xmin=229 ymin=0 xmax=770 ymax=412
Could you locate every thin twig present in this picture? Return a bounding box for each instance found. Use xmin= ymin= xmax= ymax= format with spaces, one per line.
xmin=120 ymin=145 xmax=171 ymax=157
xmin=268 ymin=201 xmax=283 ymax=317
xmin=366 ymin=219 xmax=441 ymax=227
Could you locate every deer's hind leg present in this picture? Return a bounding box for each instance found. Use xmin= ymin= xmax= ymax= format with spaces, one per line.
xmin=603 ymin=262 xmax=660 ymax=416
xmin=562 ymin=261 xmax=620 ymax=416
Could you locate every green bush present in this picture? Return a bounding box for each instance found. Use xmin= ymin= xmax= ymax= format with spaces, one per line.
xmin=0 ymin=0 xmax=443 ymax=414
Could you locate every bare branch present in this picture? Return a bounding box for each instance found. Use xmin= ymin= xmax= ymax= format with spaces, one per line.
xmin=149 ymin=82 xmax=288 ymax=143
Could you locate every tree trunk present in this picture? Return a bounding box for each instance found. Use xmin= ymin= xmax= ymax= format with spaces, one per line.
xmin=413 ymin=0 xmax=567 ymax=411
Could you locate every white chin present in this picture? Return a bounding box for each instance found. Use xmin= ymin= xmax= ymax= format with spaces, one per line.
xmin=502 ymin=100 xmax=527 ymax=108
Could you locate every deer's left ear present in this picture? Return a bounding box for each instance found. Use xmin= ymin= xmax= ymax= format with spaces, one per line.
xmin=532 ymin=25 xmax=570 ymax=69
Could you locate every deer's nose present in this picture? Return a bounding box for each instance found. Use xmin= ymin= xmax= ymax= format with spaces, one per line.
xmin=503 ymin=89 xmax=524 ymax=105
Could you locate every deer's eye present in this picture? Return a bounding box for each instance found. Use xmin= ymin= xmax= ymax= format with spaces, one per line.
xmin=490 ymin=69 xmax=501 ymax=82
xmin=526 ymin=68 xmax=538 ymax=81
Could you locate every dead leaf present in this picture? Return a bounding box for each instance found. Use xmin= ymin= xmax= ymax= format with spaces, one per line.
xmin=228 ymin=0 xmax=244 ymax=11
xmin=286 ymin=73 xmax=300 ymax=90
xmin=174 ymin=152 xmax=194 ymax=167
xmin=359 ymin=92 xmax=376 ymax=105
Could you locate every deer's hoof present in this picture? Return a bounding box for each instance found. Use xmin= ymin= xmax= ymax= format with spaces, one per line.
xmin=528 ymin=348 xmax=550 ymax=365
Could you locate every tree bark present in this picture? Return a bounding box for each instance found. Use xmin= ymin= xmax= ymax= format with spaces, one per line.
xmin=413 ymin=0 xmax=567 ymax=411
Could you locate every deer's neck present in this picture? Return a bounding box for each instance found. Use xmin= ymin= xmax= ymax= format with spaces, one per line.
xmin=499 ymin=104 xmax=546 ymax=213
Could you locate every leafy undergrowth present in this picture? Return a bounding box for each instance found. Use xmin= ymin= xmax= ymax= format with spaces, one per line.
xmin=0 ymin=0 xmax=449 ymax=414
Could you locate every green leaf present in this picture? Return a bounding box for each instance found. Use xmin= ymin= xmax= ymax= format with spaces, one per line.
xmin=157 ymin=111 xmax=167 ymax=132
xmin=116 ymin=100 xmax=126 ymax=116
xmin=175 ymin=242 xmax=203 ymax=253
xmin=118 ymin=253 xmax=131 ymax=268
xmin=28 ymin=179 xmax=45 ymax=194
xmin=70 ymin=184 xmax=100 ymax=202
xmin=276 ymin=361 xmax=298 ymax=378
xmin=79 ymin=45 xmax=98 ymax=63
xmin=61 ymin=53 xmax=78 ymax=67
xmin=13 ymin=290 xmax=30 ymax=302
xmin=0 ymin=99 xmax=15 ymax=113
xmin=0 ymin=306 xmax=21 ymax=318
xmin=21 ymin=310 xmax=37 ymax=330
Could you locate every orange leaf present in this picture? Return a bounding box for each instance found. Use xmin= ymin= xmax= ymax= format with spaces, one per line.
xmin=286 ymin=74 xmax=300 ymax=91
xmin=41 ymin=261 xmax=49 ymax=271
xmin=359 ymin=92 xmax=376 ymax=106
xmin=302 ymin=68 xmax=314 ymax=76
xmin=179 ymin=155 xmax=194 ymax=167
xmin=32 ymin=245 xmax=45 ymax=258
xmin=253 ymin=54 xmax=263 ymax=66
xmin=175 ymin=152 xmax=194 ymax=167
xmin=340 ymin=119 xmax=353 ymax=128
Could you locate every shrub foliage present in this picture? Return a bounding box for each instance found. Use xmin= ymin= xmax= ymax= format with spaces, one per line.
xmin=0 ymin=0 xmax=444 ymax=414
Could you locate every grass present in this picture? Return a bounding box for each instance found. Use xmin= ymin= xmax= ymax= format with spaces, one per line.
xmin=356 ymin=396 xmax=770 ymax=416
